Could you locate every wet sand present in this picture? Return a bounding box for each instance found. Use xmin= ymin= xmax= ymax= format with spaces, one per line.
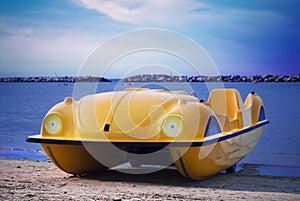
xmin=0 ymin=159 xmax=299 ymax=200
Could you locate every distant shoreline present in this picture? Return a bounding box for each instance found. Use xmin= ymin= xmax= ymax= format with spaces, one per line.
xmin=124 ymin=74 xmax=300 ymax=82
xmin=0 ymin=74 xmax=299 ymax=82
xmin=0 ymin=76 xmax=111 ymax=82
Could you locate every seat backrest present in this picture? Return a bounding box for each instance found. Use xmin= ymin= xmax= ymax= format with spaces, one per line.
xmin=208 ymin=89 xmax=244 ymax=121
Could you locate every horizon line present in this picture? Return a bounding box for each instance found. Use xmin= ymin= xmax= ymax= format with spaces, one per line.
xmin=0 ymin=73 xmax=300 ymax=79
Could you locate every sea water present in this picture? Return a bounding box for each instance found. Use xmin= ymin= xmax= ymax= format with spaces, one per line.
xmin=0 ymin=81 xmax=299 ymax=177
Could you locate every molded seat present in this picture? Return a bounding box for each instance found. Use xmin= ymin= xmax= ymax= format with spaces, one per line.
xmin=208 ymin=89 xmax=251 ymax=129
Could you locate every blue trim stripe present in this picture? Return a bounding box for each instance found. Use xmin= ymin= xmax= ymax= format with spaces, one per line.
xmin=176 ymin=150 xmax=191 ymax=179
xmin=204 ymin=116 xmax=222 ymax=138
xmin=204 ymin=117 xmax=211 ymax=138
xmin=27 ymin=120 xmax=269 ymax=148
xmin=259 ymin=106 xmax=266 ymax=121
xmin=47 ymin=146 xmax=67 ymax=173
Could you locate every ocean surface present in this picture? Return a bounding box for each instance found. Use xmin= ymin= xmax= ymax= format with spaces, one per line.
xmin=0 ymin=81 xmax=299 ymax=177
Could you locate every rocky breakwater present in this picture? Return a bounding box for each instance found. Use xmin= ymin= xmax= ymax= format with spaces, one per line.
xmin=125 ymin=74 xmax=300 ymax=82
xmin=0 ymin=76 xmax=111 ymax=82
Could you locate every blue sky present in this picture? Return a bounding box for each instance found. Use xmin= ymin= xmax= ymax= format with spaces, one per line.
xmin=0 ymin=0 xmax=299 ymax=78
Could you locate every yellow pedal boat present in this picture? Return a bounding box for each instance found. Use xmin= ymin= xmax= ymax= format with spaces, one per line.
xmin=27 ymin=88 xmax=269 ymax=180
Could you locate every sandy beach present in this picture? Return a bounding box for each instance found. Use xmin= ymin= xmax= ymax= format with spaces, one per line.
xmin=0 ymin=159 xmax=299 ymax=200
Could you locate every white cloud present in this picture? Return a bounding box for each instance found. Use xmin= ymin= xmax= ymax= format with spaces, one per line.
xmin=1 ymin=31 xmax=93 ymax=60
xmin=77 ymin=0 xmax=208 ymax=26
xmin=0 ymin=20 xmax=105 ymax=76
xmin=75 ymin=0 xmax=289 ymax=37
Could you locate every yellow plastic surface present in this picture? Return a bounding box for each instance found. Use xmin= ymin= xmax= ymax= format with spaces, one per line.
xmin=27 ymin=88 xmax=268 ymax=179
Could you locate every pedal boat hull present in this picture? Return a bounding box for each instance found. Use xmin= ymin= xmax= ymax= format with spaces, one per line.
xmin=27 ymin=88 xmax=269 ymax=180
